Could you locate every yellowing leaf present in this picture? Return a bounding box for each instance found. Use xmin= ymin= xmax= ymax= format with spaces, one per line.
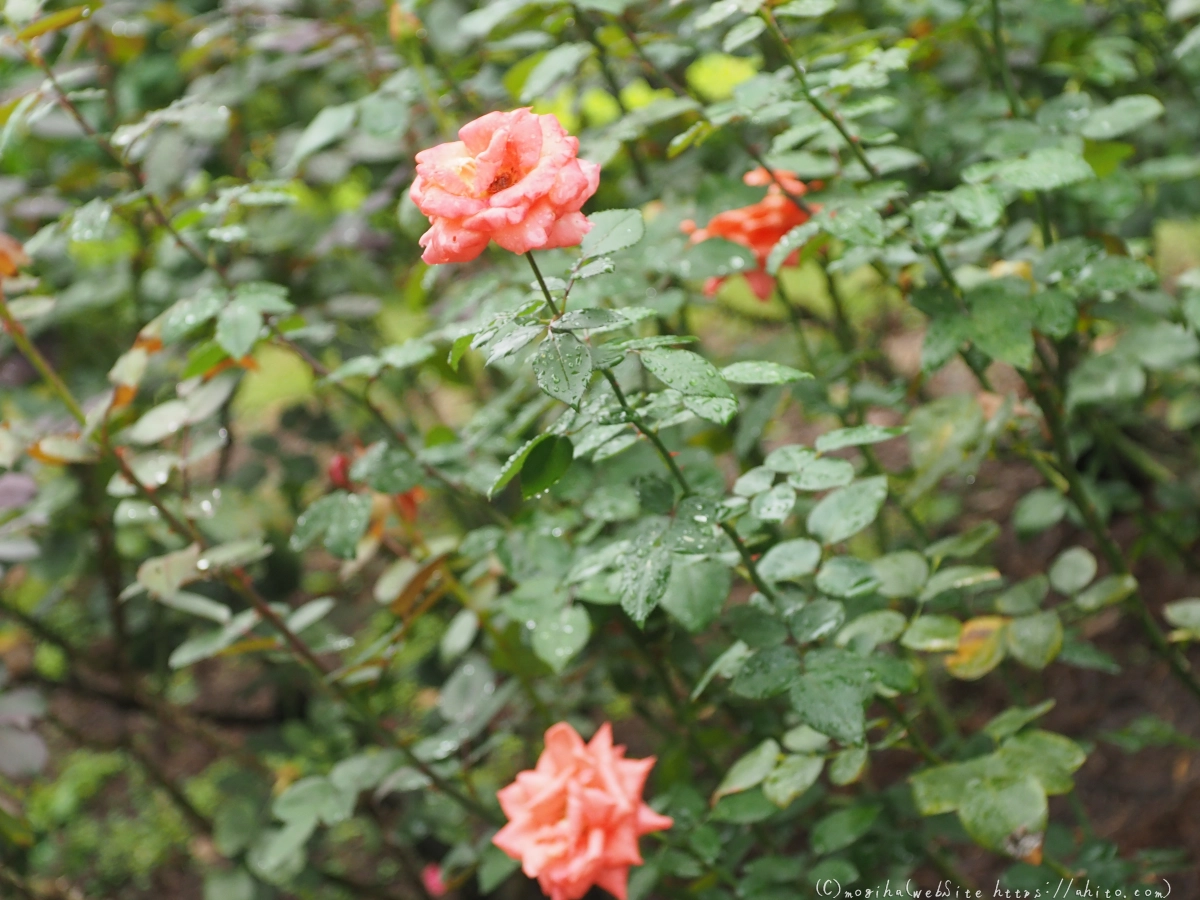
xmin=945 ymin=616 xmax=1009 ymax=680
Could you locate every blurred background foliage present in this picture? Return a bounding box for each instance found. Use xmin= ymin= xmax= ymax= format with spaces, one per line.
xmin=1 ymin=0 xmax=1200 ymax=898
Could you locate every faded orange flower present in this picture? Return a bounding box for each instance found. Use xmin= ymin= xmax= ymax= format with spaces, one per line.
xmin=681 ymin=168 xmax=812 ymax=300
xmin=493 ymin=722 xmax=673 ymax=900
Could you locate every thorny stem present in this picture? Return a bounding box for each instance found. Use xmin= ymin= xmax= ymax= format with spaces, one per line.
xmin=525 ymin=252 xmax=781 ymax=603
xmin=985 ymin=0 xmax=1054 ymax=246
xmin=1022 ymin=372 xmax=1200 ymax=704
xmin=0 ymin=316 xmax=499 ymax=825
xmin=525 ymin=251 xmax=563 ymax=318
xmin=23 ymin=46 xmax=231 ymax=287
xmin=0 ymin=290 xmax=87 ymax=425
xmin=757 ymin=11 xmax=976 ymax=303
xmin=880 ymin=697 xmax=944 ymax=765
xmin=268 ymin=327 xmax=512 ymax=528
xmin=572 ymin=5 xmax=650 ymax=188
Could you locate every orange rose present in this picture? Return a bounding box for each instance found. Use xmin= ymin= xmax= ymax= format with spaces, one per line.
xmin=410 ymin=109 xmax=601 ymax=264
xmin=682 ymin=168 xmax=811 ymax=300
xmin=493 ymin=722 xmax=673 ymax=900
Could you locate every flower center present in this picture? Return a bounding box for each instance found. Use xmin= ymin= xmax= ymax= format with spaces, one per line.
xmin=487 ymin=171 xmax=515 ymax=194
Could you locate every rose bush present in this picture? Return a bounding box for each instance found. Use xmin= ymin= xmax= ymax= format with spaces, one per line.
xmin=1 ymin=0 xmax=1200 ymax=899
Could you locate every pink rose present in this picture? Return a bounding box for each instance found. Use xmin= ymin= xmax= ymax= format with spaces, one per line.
xmin=410 ymin=109 xmax=601 ymax=265
xmin=421 ymin=863 xmax=447 ymax=897
xmin=493 ymin=722 xmax=673 ymax=900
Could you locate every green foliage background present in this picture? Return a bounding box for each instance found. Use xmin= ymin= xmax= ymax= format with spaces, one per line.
xmin=1 ymin=0 xmax=1200 ymax=897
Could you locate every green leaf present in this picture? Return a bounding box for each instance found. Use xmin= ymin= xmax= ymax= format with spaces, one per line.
xmin=692 ymin=640 xmax=753 ymax=700
xmin=215 ymin=299 xmax=262 ymax=360
xmin=659 ymin=558 xmax=731 ymax=633
xmin=835 ymin=609 xmax=906 ymax=651
xmin=815 ymin=425 xmax=906 ymax=453
xmin=720 ymin=360 xmax=811 ymax=384
xmin=757 ymin=538 xmax=822 ymax=584
xmin=1013 ymin=489 xmax=1069 ymax=537
xmin=790 ymin=670 xmax=867 ymax=744
xmin=1075 ymin=256 xmax=1158 ymax=295
xmin=731 ymin=645 xmax=802 ymax=699
xmin=996 ymin=148 xmax=1095 ymax=191
xmin=287 ymin=103 xmax=357 ymax=171
xmin=159 ymin=591 xmax=231 ymax=623
xmin=763 ymin=754 xmax=824 ymax=807
xmin=982 ymin=699 xmax=1056 ymax=743
xmin=532 ymin=332 xmax=592 ymax=406
xmin=350 ymin=443 xmax=421 ymax=494
xmin=136 ymin=544 xmax=201 ymax=599
xmin=520 ymin=435 xmax=574 ymax=498
xmin=669 ymin=119 xmax=718 ymax=162
xmin=811 ymin=805 xmax=879 ymax=855
xmin=817 ymin=202 xmax=885 ymax=247
xmin=816 ymin=556 xmax=880 ymax=599
xmin=788 ymin=457 xmax=855 ymax=490
xmin=1048 ymin=547 xmax=1097 ymax=595
xmin=789 ymin=598 xmax=846 ymax=644
xmin=478 ymin=845 xmax=521 ymax=894
xmin=958 ymin=776 xmax=1046 ymax=859
xmin=273 ymin=777 xmax=355 ymax=827
xmin=641 ymin=348 xmax=734 ymax=398
xmin=750 ymin=483 xmax=796 ymax=522
xmin=162 ymin=290 xmax=224 ymax=343
xmin=1080 ymin=95 xmax=1165 ymax=140
xmin=996 ymin=730 xmax=1086 ymax=796
xmin=1006 ymin=611 xmax=1063 ymax=669
xmin=1177 ymin=23 xmax=1200 ymax=60
xmin=127 ymin=400 xmax=191 ymax=445
xmin=580 ymin=209 xmax=645 ymax=258
xmin=924 ymin=521 xmax=1000 ymax=564
xmin=683 ymin=395 xmax=739 ymax=425
xmin=722 ymin=16 xmax=766 ymax=52
xmin=235 ymin=282 xmax=292 ymax=314
xmin=901 ymin=615 xmax=962 ymax=652
xmin=380 ymin=339 xmax=435 ymax=370
xmin=290 ymin=491 xmax=372 ymax=559
xmin=490 ymin=434 xmax=554 ymax=499
xmin=1165 ymin=598 xmax=1200 ymax=640
xmin=766 ymin=221 xmax=821 ymax=274
xmin=947 ymin=183 xmax=1005 ymax=229
xmin=713 ymin=739 xmax=780 ymax=803
xmin=965 ymin=278 xmax=1034 ymax=369
xmin=1066 ymin=354 xmax=1145 ymax=408
xmin=619 ymin=526 xmax=672 ymax=625
xmin=520 ymin=43 xmax=594 ymax=103
xmin=872 ymin=550 xmax=929 ymax=599
xmin=806 ymin=476 xmax=888 ymax=545
xmin=553 ymin=308 xmax=626 ymax=331
xmin=531 ymin=605 xmax=591 ymax=673
xmin=323 ymin=493 xmax=372 ymax=559
xmin=325 ymin=356 xmax=383 ymax=383
xmin=764 ymin=445 xmax=816 ymax=473
xmin=1074 ymin=573 xmax=1137 ymax=612
xmin=919 ymin=565 xmax=1001 ymax=602
xmin=828 ymin=747 xmax=867 ymax=785
xmin=777 ymin=0 xmax=837 ymax=16
xmin=910 ymin=197 xmax=956 ymax=245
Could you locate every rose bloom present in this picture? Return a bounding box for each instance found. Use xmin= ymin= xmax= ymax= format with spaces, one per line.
xmin=410 ymin=108 xmax=601 ymax=264
xmin=681 ymin=168 xmax=811 ymax=300
xmin=420 ymin=863 xmax=447 ymax=897
xmin=493 ymin=722 xmax=673 ymax=900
